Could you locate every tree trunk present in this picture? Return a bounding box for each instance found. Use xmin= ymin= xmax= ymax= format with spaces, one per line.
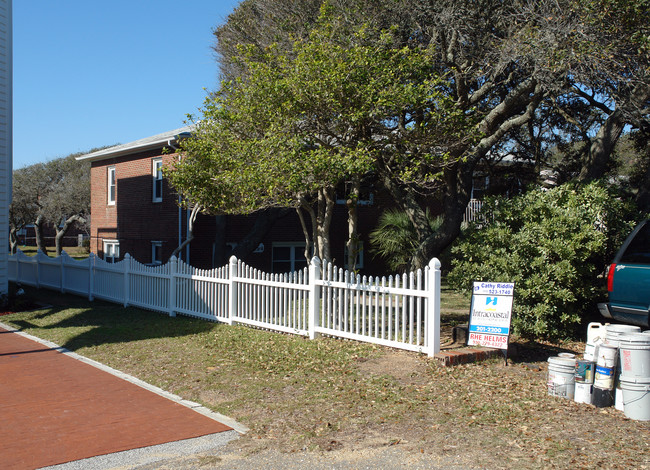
xmin=346 ymin=177 xmax=360 ymax=270
xmin=9 ymin=227 xmax=18 ymax=255
xmin=55 ymin=215 xmax=86 ymax=257
xmin=578 ymin=109 xmax=625 ymax=181
xmin=231 ymin=207 xmax=290 ymax=261
xmin=297 ymin=204 xmax=314 ymax=264
xmin=412 ymin=163 xmax=473 ymax=269
xmin=316 ymin=186 xmax=335 ymax=263
xmin=34 ymin=214 xmax=47 ymax=255
xmin=580 ymin=84 xmax=650 ymax=182
xmin=298 ymin=188 xmax=335 ymax=264
xmin=171 ymin=204 xmax=201 ymax=259
xmin=380 ymin=158 xmax=474 ymax=271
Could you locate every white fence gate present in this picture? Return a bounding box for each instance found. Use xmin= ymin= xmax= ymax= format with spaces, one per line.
xmin=8 ymin=250 xmax=441 ymax=356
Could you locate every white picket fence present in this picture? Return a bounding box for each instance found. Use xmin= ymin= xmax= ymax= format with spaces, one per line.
xmin=464 ymin=198 xmax=484 ymax=223
xmin=8 ymin=250 xmax=441 ymax=356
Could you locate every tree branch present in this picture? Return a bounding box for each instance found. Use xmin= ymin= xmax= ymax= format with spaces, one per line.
xmin=171 ymin=204 xmax=202 ymax=259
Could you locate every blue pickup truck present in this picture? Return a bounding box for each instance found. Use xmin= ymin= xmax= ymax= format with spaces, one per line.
xmin=598 ymin=219 xmax=650 ymax=327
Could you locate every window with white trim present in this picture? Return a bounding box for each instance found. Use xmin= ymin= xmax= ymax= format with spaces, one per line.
xmin=107 ymin=166 xmax=116 ymax=205
xmin=152 ymin=158 xmax=163 ymax=202
xmin=335 ymin=181 xmax=374 ymax=206
xmin=272 ymin=242 xmax=308 ymax=273
xmin=151 ymin=241 xmax=163 ymax=265
xmin=471 ymin=175 xmax=489 ymax=200
xmin=103 ymin=240 xmax=119 ymax=263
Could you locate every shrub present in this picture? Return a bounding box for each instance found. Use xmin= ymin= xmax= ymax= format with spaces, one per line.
xmin=369 ymin=209 xmax=442 ymax=272
xmin=447 ymin=181 xmax=641 ymax=340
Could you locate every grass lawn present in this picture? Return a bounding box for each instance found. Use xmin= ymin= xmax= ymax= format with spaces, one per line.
xmin=1 ymin=286 xmax=648 ymax=469
xmin=13 ymin=245 xmax=89 ymax=260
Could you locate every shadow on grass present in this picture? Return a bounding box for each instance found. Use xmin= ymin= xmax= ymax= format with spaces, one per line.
xmin=509 ymin=340 xmax=581 ymax=363
xmin=4 ymin=286 xmax=218 ymax=352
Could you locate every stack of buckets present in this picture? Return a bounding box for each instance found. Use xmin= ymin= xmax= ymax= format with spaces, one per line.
xmin=619 ymin=330 xmax=650 ymax=420
xmin=547 ymin=322 xmax=650 ymax=421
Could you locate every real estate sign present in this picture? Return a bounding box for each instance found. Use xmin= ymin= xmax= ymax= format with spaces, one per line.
xmin=467 ymin=282 xmax=514 ymax=350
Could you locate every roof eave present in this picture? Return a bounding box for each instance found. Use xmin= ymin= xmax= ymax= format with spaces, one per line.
xmin=75 ymin=138 xmax=176 ymax=163
xmin=74 ymin=126 xmax=193 ymax=163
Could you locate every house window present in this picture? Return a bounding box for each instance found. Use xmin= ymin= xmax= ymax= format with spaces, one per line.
xmin=151 ymin=241 xmax=163 ymax=265
xmin=152 ymin=158 xmax=163 ymax=202
xmin=107 ymin=166 xmax=116 ymax=205
xmin=471 ymin=175 xmax=489 ymax=200
xmin=103 ymin=240 xmax=119 ymax=263
xmin=272 ymin=243 xmax=308 ymax=273
xmin=336 ymin=183 xmax=374 ymax=206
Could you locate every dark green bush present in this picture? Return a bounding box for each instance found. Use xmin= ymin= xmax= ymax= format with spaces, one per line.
xmin=447 ymin=181 xmax=641 ymax=340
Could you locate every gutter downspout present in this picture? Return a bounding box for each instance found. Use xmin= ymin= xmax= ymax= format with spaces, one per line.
xmin=167 ymin=139 xmax=184 ymax=263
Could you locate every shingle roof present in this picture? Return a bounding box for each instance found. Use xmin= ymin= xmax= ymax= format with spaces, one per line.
xmin=75 ymin=125 xmax=194 ymax=162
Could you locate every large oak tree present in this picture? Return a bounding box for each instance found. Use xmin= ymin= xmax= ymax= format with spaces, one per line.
xmin=175 ymin=0 xmax=648 ymax=270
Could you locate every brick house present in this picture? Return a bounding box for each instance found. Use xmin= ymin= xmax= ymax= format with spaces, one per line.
xmin=77 ymin=127 xmax=191 ymax=266
xmin=76 ymin=126 xmax=390 ymax=273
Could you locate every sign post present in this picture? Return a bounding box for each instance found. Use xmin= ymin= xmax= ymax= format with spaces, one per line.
xmin=467 ymin=282 xmax=515 ymax=365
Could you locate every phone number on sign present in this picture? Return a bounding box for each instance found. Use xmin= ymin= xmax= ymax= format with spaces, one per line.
xmin=483 ymin=289 xmax=513 ymax=295
xmin=472 ymin=326 xmax=506 ymax=334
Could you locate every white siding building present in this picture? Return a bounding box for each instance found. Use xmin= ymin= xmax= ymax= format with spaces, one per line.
xmin=0 ymin=0 xmax=11 ymax=296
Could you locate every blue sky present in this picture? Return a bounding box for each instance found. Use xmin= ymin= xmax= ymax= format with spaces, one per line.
xmin=13 ymin=0 xmax=242 ymax=169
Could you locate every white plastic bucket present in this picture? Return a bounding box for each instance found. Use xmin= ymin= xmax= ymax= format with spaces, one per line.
xmin=548 ymin=356 xmax=576 ymax=399
xmin=606 ymin=325 xmax=641 ymax=348
xmin=616 ymin=385 xmax=625 ymax=411
xmin=595 ymin=344 xmax=618 ymax=368
xmin=574 ymin=383 xmax=593 ymax=404
xmin=585 ymin=322 xmax=608 ymax=361
xmin=620 ymin=376 xmax=650 ymax=421
xmin=619 ymin=333 xmax=650 ymax=378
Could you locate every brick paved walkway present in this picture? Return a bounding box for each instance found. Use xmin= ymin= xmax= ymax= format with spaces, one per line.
xmin=0 ymin=327 xmax=232 ymax=470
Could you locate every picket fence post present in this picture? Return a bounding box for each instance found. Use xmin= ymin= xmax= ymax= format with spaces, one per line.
xmin=88 ymin=253 xmax=95 ymax=301
xmin=308 ymin=256 xmax=321 ymax=340
xmin=227 ymin=255 xmax=237 ymax=325
xmin=168 ymin=256 xmax=177 ymax=317
xmin=427 ymin=258 xmax=442 ymax=357
xmin=16 ymin=251 xmax=21 ymax=284
xmin=60 ymin=252 xmax=66 ymax=293
xmin=123 ymin=253 xmax=131 ymax=308
xmin=35 ymin=251 xmax=41 ymax=289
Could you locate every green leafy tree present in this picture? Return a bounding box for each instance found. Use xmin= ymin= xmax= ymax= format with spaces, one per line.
xmin=209 ymin=0 xmax=648 ymax=270
xmin=169 ymin=10 xmax=460 ymax=263
xmin=447 ymin=181 xmax=641 ymax=340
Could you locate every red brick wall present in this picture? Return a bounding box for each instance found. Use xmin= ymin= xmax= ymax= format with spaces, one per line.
xmin=90 ymin=149 xmax=186 ymax=264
